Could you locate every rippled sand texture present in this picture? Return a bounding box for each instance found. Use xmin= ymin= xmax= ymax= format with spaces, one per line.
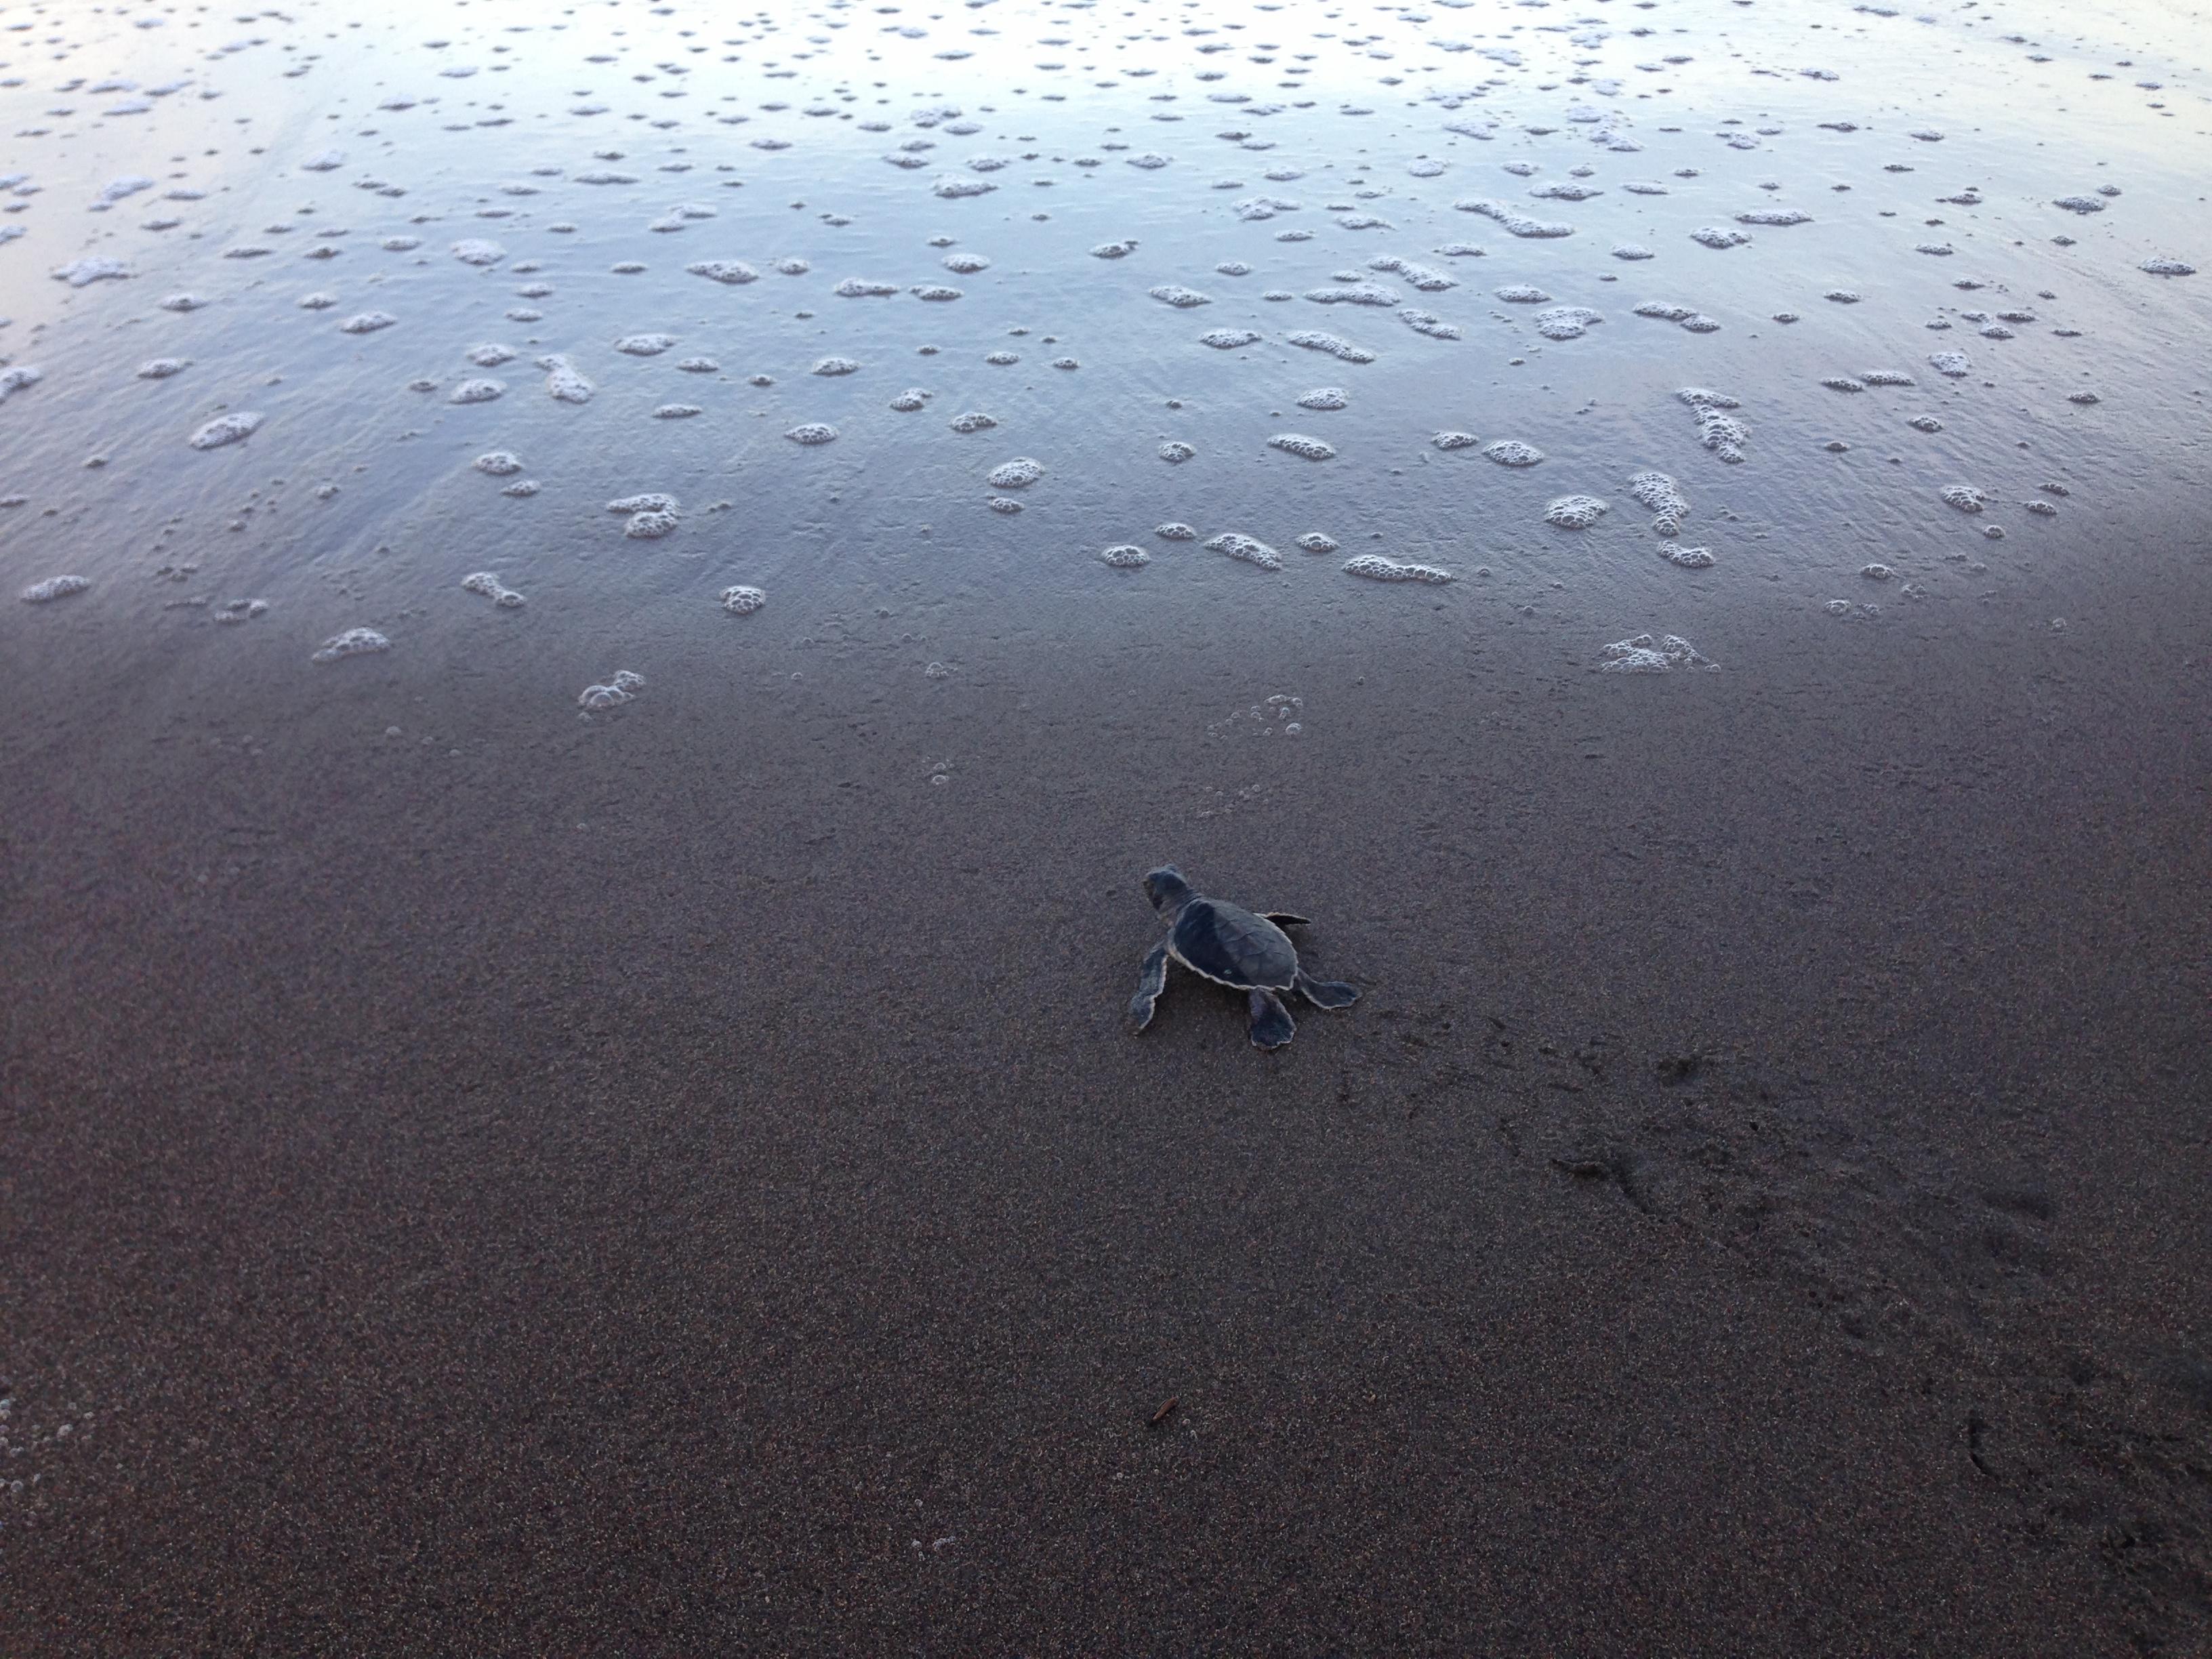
xmin=3 ymin=0 xmax=2210 ymax=1652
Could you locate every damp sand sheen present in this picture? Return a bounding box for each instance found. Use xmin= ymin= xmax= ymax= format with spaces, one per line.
xmin=3 ymin=0 xmax=2210 ymax=1653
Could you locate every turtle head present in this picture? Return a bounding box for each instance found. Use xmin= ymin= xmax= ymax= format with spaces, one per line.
xmin=1143 ymin=865 xmax=1195 ymax=918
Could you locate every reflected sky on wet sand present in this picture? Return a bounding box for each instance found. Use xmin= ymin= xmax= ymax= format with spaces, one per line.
xmin=3 ymin=0 xmax=2205 ymax=699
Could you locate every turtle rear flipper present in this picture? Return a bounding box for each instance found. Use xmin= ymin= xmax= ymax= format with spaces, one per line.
xmin=1247 ymin=987 xmax=1296 ymax=1049
xmin=1261 ymin=912 xmax=1311 ymax=928
xmin=1295 ymin=970 xmax=1358 ymax=1010
xmin=1128 ymin=941 xmax=1170 ymax=1030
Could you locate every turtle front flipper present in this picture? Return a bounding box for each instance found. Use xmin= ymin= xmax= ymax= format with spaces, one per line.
xmin=1294 ymin=970 xmax=1359 ymax=1010
xmin=1246 ymin=987 xmax=1297 ymax=1049
xmin=1261 ymin=912 xmax=1311 ymax=928
xmin=1128 ymin=941 xmax=1171 ymax=1030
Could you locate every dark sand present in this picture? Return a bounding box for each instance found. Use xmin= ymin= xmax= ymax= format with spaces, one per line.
xmin=5 ymin=511 xmax=2210 ymax=1655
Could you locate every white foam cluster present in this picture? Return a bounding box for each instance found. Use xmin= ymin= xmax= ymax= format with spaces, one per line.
xmin=537 ymin=354 xmax=594 ymax=403
xmin=1600 ymin=634 xmax=1718 ymax=672
xmin=578 ymin=668 xmax=645 ymax=710
xmin=462 ymin=572 xmax=525 ymax=608
xmin=1155 ymin=523 xmax=1197 ymax=541
xmin=719 ymin=586 xmax=766 ymax=615
xmin=1627 ymin=471 xmax=1689 ymax=534
xmin=1940 ymin=485 xmax=1986 ymax=513
xmin=1456 ymin=198 xmax=1574 ymax=238
xmin=188 ymin=411 xmax=262 ymax=450
xmin=1206 ymin=533 xmax=1283 ymax=571
xmin=1268 ymin=434 xmax=1336 ymax=461
xmin=1344 ymin=554 xmax=1453 ymax=583
xmin=1098 ymin=545 xmax=1150 ymax=569
xmin=1200 ymin=329 xmax=1262 ymax=348
xmin=785 ymin=423 xmax=838 ymax=445
xmin=1371 ymin=255 xmax=1454 ymax=291
xmin=1433 ymin=431 xmax=1480 ymax=451
xmin=1677 ymin=388 xmax=1749 ymax=462
xmin=1286 ymin=331 xmax=1375 ymax=363
xmin=21 ymin=574 xmax=90 ymax=603
xmin=986 ymin=457 xmax=1045 ymax=488
xmin=1534 ymin=306 xmax=1601 ymax=340
xmin=947 ymin=411 xmax=996 ymax=432
xmin=615 ymin=333 xmax=677 ymax=356
xmin=474 ymin=451 xmax=524 ymax=476
xmin=1305 ymin=283 xmax=1399 ymax=306
xmin=53 ymin=256 xmax=131 ymax=286
xmin=1544 ymin=495 xmax=1610 ymax=529
xmin=311 ymin=627 xmax=390 ymax=663
xmin=1658 ymin=544 xmax=1715 ymax=569
xmin=1148 ymin=283 xmax=1211 ymax=308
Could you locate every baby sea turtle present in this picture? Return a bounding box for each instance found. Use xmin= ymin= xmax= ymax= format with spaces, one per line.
xmin=1128 ymin=865 xmax=1360 ymax=1050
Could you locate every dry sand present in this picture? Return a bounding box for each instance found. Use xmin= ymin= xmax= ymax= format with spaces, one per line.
xmin=5 ymin=506 xmax=2209 ymax=1655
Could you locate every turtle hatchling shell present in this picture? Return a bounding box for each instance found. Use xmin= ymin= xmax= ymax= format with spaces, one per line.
xmin=1171 ymin=900 xmax=1298 ymax=991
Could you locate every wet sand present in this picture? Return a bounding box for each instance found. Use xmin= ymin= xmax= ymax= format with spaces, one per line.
xmin=5 ymin=506 xmax=2209 ymax=1655
xmin=7 ymin=0 xmax=2212 ymax=1647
